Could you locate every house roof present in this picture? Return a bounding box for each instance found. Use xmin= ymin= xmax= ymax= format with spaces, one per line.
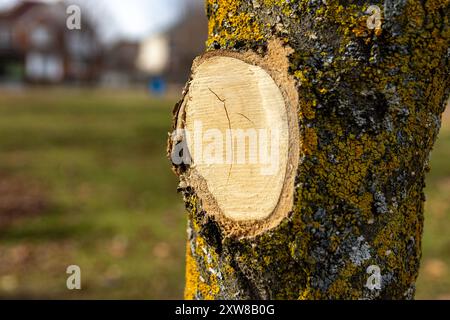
xmin=0 ymin=1 xmax=42 ymax=20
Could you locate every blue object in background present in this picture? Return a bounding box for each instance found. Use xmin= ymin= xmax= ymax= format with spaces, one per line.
xmin=148 ymin=76 xmax=167 ymax=95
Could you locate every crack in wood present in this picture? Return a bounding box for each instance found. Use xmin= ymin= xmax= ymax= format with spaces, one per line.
xmin=208 ymin=87 xmax=233 ymax=184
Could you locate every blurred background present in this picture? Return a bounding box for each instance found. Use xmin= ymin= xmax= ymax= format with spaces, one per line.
xmin=0 ymin=0 xmax=448 ymax=299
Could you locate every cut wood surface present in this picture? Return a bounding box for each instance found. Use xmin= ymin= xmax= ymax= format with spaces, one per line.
xmin=184 ymin=56 xmax=289 ymax=221
xmin=171 ymin=43 xmax=300 ymax=237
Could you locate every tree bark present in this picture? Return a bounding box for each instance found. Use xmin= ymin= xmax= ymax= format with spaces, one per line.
xmin=168 ymin=0 xmax=449 ymax=299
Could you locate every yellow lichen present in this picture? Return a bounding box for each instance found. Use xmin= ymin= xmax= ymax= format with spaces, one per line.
xmin=302 ymin=127 xmax=318 ymax=156
xmin=184 ymin=241 xmax=198 ymax=300
xmin=206 ymin=0 xmax=264 ymax=48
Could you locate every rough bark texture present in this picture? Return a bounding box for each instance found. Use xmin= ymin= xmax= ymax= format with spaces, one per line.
xmin=169 ymin=0 xmax=449 ymax=299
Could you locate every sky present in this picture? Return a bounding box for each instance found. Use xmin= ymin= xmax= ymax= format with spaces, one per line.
xmin=0 ymin=0 xmax=195 ymax=43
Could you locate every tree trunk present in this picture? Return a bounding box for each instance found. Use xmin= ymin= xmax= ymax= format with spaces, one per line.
xmin=168 ymin=0 xmax=449 ymax=299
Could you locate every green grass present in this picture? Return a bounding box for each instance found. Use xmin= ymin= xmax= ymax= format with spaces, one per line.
xmin=0 ymin=88 xmax=185 ymax=299
xmin=0 ymin=88 xmax=448 ymax=299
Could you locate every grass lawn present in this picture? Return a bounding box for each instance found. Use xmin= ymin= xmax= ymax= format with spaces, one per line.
xmin=0 ymin=88 xmax=448 ymax=299
xmin=0 ymin=88 xmax=185 ymax=299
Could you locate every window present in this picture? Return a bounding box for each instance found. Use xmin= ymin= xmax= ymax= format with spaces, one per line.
xmin=26 ymin=52 xmax=63 ymax=81
xmin=31 ymin=26 xmax=52 ymax=48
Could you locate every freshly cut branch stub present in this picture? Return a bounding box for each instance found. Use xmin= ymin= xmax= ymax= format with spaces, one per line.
xmin=182 ymin=55 xmax=294 ymax=224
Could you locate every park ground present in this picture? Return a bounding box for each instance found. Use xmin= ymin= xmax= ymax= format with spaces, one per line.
xmin=0 ymin=88 xmax=449 ymax=299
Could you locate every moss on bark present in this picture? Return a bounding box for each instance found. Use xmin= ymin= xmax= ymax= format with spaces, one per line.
xmin=171 ymin=0 xmax=450 ymax=299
